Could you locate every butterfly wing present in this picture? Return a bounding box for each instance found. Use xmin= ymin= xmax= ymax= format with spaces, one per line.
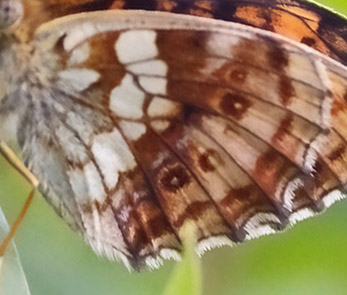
xmin=20 ymin=0 xmax=347 ymax=66
xmin=15 ymin=10 xmax=347 ymax=268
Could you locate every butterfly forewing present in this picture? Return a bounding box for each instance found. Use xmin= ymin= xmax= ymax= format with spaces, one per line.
xmin=4 ymin=9 xmax=342 ymax=268
xmin=20 ymin=0 xmax=347 ymax=66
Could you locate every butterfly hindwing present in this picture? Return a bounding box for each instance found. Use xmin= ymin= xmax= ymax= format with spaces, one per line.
xmin=13 ymin=10 xmax=345 ymax=268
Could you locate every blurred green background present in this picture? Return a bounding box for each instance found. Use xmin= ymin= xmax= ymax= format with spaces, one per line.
xmin=1 ymin=1 xmax=347 ymax=294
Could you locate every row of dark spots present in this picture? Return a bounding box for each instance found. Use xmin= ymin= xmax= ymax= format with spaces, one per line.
xmin=266 ymin=38 xmax=296 ymax=106
xmin=327 ymin=145 xmax=346 ymax=162
xmin=220 ymin=92 xmax=251 ymax=120
xmin=160 ymin=165 xmax=191 ymax=193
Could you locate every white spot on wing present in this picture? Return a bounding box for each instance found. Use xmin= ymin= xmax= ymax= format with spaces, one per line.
xmin=64 ymin=22 xmax=99 ymax=51
xmin=116 ymin=30 xmax=158 ymax=64
xmin=139 ymin=76 xmax=167 ymax=95
xmin=287 ymin=53 xmax=323 ymax=90
xmin=66 ymin=111 xmax=94 ymax=145
xmin=151 ymin=120 xmax=170 ymax=133
xmin=200 ymin=58 xmax=227 ymax=76
xmin=83 ymin=162 xmax=106 ymax=203
xmin=55 ymin=125 xmax=88 ymax=163
xmin=148 ymin=97 xmax=180 ymax=118
xmin=68 ymin=42 xmax=91 ymax=66
xmin=120 ymin=121 xmax=146 ymax=141
xmin=206 ymin=33 xmax=244 ymax=58
xmin=92 ymin=128 xmax=136 ymax=190
xmin=58 ymin=68 xmax=100 ymax=92
xmin=152 ymin=152 xmax=169 ymax=169
xmin=68 ymin=169 xmax=88 ymax=203
xmin=118 ymin=205 xmax=132 ymax=223
xmin=110 ymin=74 xmax=145 ymax=119
xmin=314 ymin=60 xmax=333 ymax=128
xmin=127 ymin=60 xmax=168 ymax=76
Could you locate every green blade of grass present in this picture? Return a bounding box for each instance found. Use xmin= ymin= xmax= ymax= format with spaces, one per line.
xmin=0 ymin=208 xmax=31 ymax=295
xmin=163 ymin=225 xmax=202 ymax=295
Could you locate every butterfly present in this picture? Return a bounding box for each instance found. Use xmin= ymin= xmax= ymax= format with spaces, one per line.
xmin=0 ymin=0 xmax=346 ymax=270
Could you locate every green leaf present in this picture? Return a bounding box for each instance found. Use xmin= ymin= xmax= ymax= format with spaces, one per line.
xmin=163 ymin=225 xmax=202 ymax=295
xmin=0 ymin=208 xmax=31 ymax=295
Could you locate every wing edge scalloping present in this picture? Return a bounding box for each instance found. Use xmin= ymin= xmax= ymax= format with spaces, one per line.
xmin=81 ymin=188 xmax=345 ymax=270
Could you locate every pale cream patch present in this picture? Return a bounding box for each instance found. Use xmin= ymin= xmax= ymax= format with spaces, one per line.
xmin=139 ymin=77 xmax=167 ymax=95
xmin=285 ymin=82 xmax=323 ymax=125
xmin=91 ymin=128 xmax=136 ymax=190
xmin=63 ymin=22 xmax=99 ymax=51
xmin=83 ymin=162 xmax=107 ymax=203
xmin=206 ymin=33 xmax=244 ymax=59
xmin=110 ymin=74 xmax=145 ymax=119
xmin=58 ymin=68 xmax=100 ymax=92
xmin=66 ymin=111 xmax=94 ymax=145
xmin=0 ymin=112 xmax=21 ymax=145
xmin=67 ymin=168 xmax=88 ymax=203
xmin=86 ymin=204 xmax=132 ymax=270
xmin=68 ymin=42 xmax=91 ymax=66
xmin=287 ymin=53 xmax=323 ymax=90
xmin=148 ymin=97 xmax=180 ymax=118
xmin=115 ymin=30 xmax=158 ymax=64
xmin=55 ymin=125 xmax=88 ymax=163
xmin=127 ymin=59 xmax=168 ymax=76
xmin=152 ymin=151 xmax=170 ymax=169
xmin=199 ymin=57 xmax=227 ymax=76
xmin=238 ymin=108 xmax=284 ymax=143
xmin=150 ymin=120 xmax=170 ymax=133
xmin=118 ymin=205 xmax=132 ymax=223
xmin=314 ymin=60 xmax=334 ymax=128
xmin=119 ymin=120 xmax=147 ymax=141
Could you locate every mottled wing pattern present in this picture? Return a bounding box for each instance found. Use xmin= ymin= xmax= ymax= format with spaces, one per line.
xmin=20 ymin=0 xmax=347 ymax=65
xmin=111 ymin=0 xmax=347 ymax=66
xmin=17 ymin=11 xmax=346 ymax=268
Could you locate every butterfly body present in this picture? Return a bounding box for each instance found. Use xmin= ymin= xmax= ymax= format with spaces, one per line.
xmin=0 ymin=0 xmax=346 ymax=269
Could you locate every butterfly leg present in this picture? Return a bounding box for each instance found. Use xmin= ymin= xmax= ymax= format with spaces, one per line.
xmin=0 ymin=141 xmax=38 ymax=256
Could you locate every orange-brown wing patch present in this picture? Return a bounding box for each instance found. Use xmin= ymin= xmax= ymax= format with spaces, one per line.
xmin=109 ymin=0 xmax=347 ymax=65
xmin=21 ymin=0 xmax=347 ymax=64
